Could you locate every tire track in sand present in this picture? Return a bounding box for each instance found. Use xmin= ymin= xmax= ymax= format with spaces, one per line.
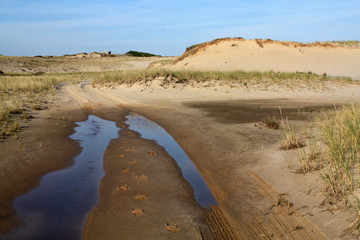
xmin=60 ymin=82 xmax=330 ymax=239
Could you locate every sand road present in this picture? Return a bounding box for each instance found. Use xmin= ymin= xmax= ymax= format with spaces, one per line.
xmin=57 ymin=81 xmax=360 ymax=239
xmin=2 ymin=78 xmax=360 ymax=239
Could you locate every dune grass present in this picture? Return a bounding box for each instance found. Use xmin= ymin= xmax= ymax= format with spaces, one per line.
xmin=0 ymin=55 xmax=159 ymax=74
xmin=0 ymin=69 xmax=357 ymax=139
xmin=317 ymin=104 xmax=360 ymax=201
xmin=281 ymin=126 xmax=304 ymax=150
xmin=0 ymin=73 xmax=75 ymax=137
xmin=296 ymin=136 xmax=322 ymax=173
xmin=279 ymin=104 xmax=360 ymax=234
xmin=310 ymin=104 xmax=360 ymax=234
xmin=328 ymin=41 xmax=360 ymax=48
xmin=0 ymin=76 xmax=58 ymax=93
xmin=288 ymin=104 xmax=360 ymax=202
xmin=91 ymin=69 xmax=355 ymax=88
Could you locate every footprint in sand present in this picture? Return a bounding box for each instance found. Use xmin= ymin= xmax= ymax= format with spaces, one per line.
xmin=117 ymin=185 xmax=129 ymax=192
xmin=135 ymin=174 xmax=148 ymax=184
xmin=147 ymin=152 xmax=158 ymax=156
xmin=165 ymin=223 xmax=180 ymax=232
xmin=131 ymin=208 xmax=144 ymax=216
xmin=128 ymin=160 xmax=137 ymax=166
xmin=134 ymin=195 xmax=147 ymax=201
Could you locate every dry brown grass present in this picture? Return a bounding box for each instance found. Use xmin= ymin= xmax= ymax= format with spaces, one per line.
xmin=254 ymin=39 xmax=360 ymax=48
xmin=175 ymin=37 xmax=245 ymax=63
xmin=91 ymin=69 xmax=355 ymax=89
xmin=0 ymin=55 xmax=161 ymax=74
xmin=281 ymin=126 xmax=305 ymax=150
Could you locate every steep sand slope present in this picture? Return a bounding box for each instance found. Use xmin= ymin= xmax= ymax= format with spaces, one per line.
xmin=171 ymin=38 xmax=360 ymax=79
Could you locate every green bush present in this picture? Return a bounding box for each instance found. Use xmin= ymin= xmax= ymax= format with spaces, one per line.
xmin=125 ymin=51 xmax=159 ymax=57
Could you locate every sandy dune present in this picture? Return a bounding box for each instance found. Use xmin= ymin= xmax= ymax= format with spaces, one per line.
xmin=170 ymin=38 xmax=360 ymax=79
xmin=3 ymin=45 xmax=360 ymax=239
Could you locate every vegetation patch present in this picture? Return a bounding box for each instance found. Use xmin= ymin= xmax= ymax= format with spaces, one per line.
xmin=0 ymin=73 xmax=69 ymax=138
xmin=125 ymin=51 xmax=159 ymax=57
xmin=261 ymin=117 xmax=280 ymax=129
xmin=317 ymin=104 xmax=360 ymax=203
xmin=281 ymin=126 xmax=305 ymax=150
xmin=296 ymin=135 xmax=324 ymax=174
xmin=91 ymin=69 xmax=356 ymax=89
xmin=286 ymin=104 xmax=360 ymax=235
xmin=177 ymin=37 xmax=244 ymax=63
xmin=185 ymin=43 xmax=203 ymax=52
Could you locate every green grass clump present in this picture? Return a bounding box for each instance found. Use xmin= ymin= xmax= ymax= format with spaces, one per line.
xmin=281 ymin=126 xmax=304 ymax=150
xmin=297 ymin=136 xmax=322 ymax=173
xmin=318 ymin=104 xmax=360 ymax=201
xmin=344 ymin=194 xmax=360 ymax=235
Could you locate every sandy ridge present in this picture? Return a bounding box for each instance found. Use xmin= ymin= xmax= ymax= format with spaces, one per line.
xmin=170 ymin=38 xmax=360 ymax=79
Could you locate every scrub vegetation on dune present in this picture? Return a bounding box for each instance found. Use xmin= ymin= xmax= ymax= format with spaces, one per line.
xmin=125 ymin=51 xmax=160 ymax=57
xmin=91 ymin=69 xmax=355 ymax=88
xmin=0 ymin=68 xmax=356 ymax=138
xmin=0 ymin=72 xmax=91 ymax=137
xmin=0 ymin=55 xmax=162 ymax=74
xmin=0 ymin=75 xmax=59 ymax=138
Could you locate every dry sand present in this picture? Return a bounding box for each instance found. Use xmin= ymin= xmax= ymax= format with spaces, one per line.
xmin=170 ymin=38 xmax=360 ymax=79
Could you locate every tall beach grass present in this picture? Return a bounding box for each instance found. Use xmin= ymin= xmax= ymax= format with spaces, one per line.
xmin=91 ymin=69 xmax=355 ymax=87
xmin=317 ymin=104 xmax=360 ymax=201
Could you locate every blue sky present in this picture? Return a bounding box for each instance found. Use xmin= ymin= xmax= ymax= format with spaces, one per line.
xmin=1 ymin=0 xmax=359 ymax=56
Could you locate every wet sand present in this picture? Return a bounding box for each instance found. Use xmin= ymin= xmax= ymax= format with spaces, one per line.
xmin=0 ymin=103 xmax=87 ymax=235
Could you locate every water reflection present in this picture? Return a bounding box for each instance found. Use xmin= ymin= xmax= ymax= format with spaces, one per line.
xmin=126 ymin=113 xmax=217 ymax=207
xmin=4 ymin=115 xmax=119 ymax=240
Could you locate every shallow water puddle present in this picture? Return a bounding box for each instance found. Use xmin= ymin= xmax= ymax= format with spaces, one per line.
xmin=126 ymin=113 xmax=217 ymax=207
xmin=5 ymin=115 xmax=119 ymax=240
